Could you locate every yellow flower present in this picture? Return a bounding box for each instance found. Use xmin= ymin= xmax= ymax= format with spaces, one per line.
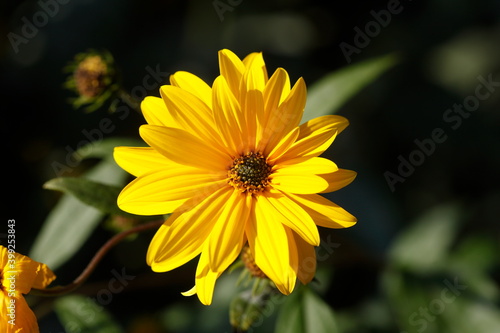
xmin=114 ymin=49 xmax=357 ymax=305
xmin=1 ymin=246 xmax=56 ymax=332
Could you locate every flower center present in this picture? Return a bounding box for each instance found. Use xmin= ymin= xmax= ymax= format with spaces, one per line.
xmin=228 ymin=152 xmax=272 ymax=193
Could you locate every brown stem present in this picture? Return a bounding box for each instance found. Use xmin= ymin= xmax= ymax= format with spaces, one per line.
xmin=30 ymin=218 xmax=164 ymax=297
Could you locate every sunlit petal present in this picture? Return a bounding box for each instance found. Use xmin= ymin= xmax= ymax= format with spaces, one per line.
xmin=207 ymin=191 xmax=250 ymax=272
xmin=218 ymin=49 xmax=245 ymax=98
xmin=113 ymin=147 xmax=171 ymax=177
xmin=170 ymin=71 xmax=212 ymax=108
xmin=118 ymin=167 xmax=226 ymax=216
xmin=246 ymin=196 xmax=296 ymax=295
xmin=140 ymin=125 xmax=232 ymax=170
xmin=287 ymin=193 xmax=357 ymax=228
xmin=148 ymin=187 xmax=233 ymax=272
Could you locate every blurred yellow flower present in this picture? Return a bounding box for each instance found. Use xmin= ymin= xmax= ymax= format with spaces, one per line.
xmin=1 ymin=246 xmax=56 ymax=332
xmin=114 ymin=49 xmax=357 ymax=305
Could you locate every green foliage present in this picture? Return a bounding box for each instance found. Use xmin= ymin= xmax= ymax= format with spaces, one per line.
xmin=54 ymin=295 xmax=122 ymax=333
xmin=389 ymin=204 xmax=461 ymax=273
xmin=275 ymin=286 xmax=338 ymax=333
xmin=43 ymin=177 xmax=129 ymax=217
xmin=302 ymin=53 xmax=399 ymax=122
xmin=382 ymin=203 xmax=500 ymax=333
xmin=29 ymin=138 xmax=135 ymax=270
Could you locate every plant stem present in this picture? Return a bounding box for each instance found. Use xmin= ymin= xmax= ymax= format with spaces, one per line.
xmin=30 ymin=218 xmax=164 ymax=297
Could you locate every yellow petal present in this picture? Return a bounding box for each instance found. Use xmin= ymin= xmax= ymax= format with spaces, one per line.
xmin=279 ymin=115 xmax=348 ymax=161
xmin=147 ymin=187 xmax=233 ymax=272
xmin=284 ymin=227 xmax=299 ymax=279
xmin=271 ymin=172 xmax=329 ymax=194
xmin=141 ymin=96 xmax=176 ymax=127
xmin=298 ymin=115 xmax=349 ymax=140
xmin=181 ymin=285 xmax=197 ymax=297
xmin=160 ymin=85 xmax=222 ymax=147
xmin=241 ymin=52 xmax=267 ymax=92
xmin=242 ymin=51 xmax=268 ymax=84
xmin=2 ymin=297 xmax=39 ymax=332
xmin=170 ymin=71 xmax=212 ymax=108
xmin=246 ymin=196 xmax=296 ymax=295
xmin=118 ymin=167 xmax=226 ymax=216
xmin=218 ymin=49 xmax=245 ymax=98
xmin=291 ymin=231 xmax=316 ymax=284
xmin=263 ymin=77 xmax=307 ymax=156
xmin=212 ymin=75 xmax=244 ymax=154
xmin=207 ymin=191 xmax=250 ymax=272
xmin=146 ymin=222 xmax=170 ymax=267
xmin=286 ymin=193 xmax=357 ymax=229
xmin=319 ymin=169 xmax=357 ymax=193
xmin=263 ymin=68 xmax=290 ymax=116
xmin=32 ymin=262 xmax=56 ymax=290
xmin=264 ymin=191 xmax=320 ymax=246
xmin=239 ymin=88 xmax=263 ymax=152
xmin=274 ymin=157 xmax=338 ymax=175
xmin=257 ymin=68 xmax=290 ymax=151
xmin=113 ymin=147 xmax=171 ymax=177
xmin=2 ymin=250 xmax=38 ymax=295
xmin=195 ymin=251 xmax=221 ymax=305
xmin=139 ymin=125 xmax=232 ymax=171
xmin=267 ymin=127 xmax=300 ymax=164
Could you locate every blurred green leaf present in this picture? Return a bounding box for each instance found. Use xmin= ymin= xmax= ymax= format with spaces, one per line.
xmin=303 ymin=53 xmax=398 ymax=122
xmin=73 ymin=137 xmax=145 ymax=162
xmin=30 ymin=160 xmax=128 ymax=270
xmin=389 ymin=204 xmax=461 ymax=273
xmin=276 ymin=286 xmax=338 ymax=333
xmin=450 ymin=235 xmax=498 ymax=272
xmin=54 ymin=295 xmax=122 ymax=333
xmin=442 ymin=297 xmax=500 ymax=332
xmin=381 ymin=268 xmax=432 ymax=332
xmin=447 ymin=236 xmax=500 ymax=302
xmin=43 ymin=177 xmax=128 ymax=216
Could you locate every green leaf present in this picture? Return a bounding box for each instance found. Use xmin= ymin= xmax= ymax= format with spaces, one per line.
xmin=388 ymin=203 xmax=461 ymax=273
xmin=381 ymin=268 xmax=432 ymax=332
xmin=442 ymin=297 xmax=500 ymax=332
xmin=54 ymin=295 xmax=122 ymax=333
xmin=30 ymin=160 xmax=128 ymax=270
xmin=303 ymin=53 xmax=399 ymax=122
xmin=450 ymin=235 xmax=498 ymax=273
xmin=447 ymin=236 xmax=500 ymax=302
xmin=73 ymin=137 xmax=145 ymax=162
xmin=43 ymin=177 xmax=128 ymax=216
xmin=276 ymin=286 xmax=338 ymax=333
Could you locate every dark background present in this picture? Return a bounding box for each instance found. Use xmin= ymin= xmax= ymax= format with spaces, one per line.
xmin=1 ymin=0 xmax=499 ymax=332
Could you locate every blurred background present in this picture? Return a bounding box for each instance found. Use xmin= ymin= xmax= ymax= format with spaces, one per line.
xmin=1 ymin=0 xmax=500 ymax=332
